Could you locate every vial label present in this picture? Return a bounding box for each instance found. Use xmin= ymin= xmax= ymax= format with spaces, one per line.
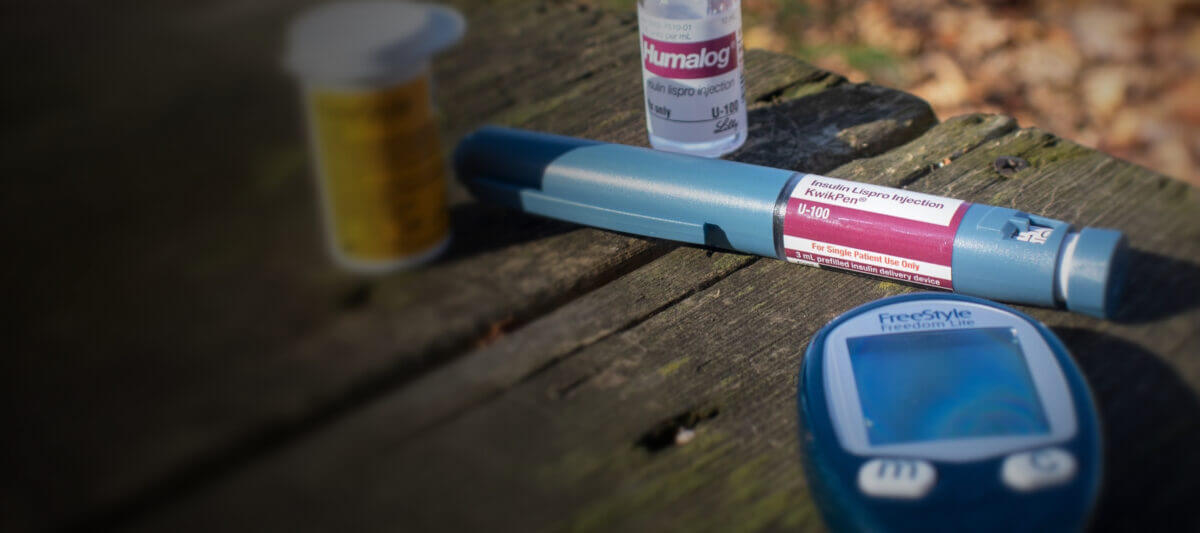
xmin=782 ymin=175 xmax=970 ymax=289
xmin=307 ymin=75 xmax=450 ymax=262
xmin=638 ymin=7 xmax=746 ymax=144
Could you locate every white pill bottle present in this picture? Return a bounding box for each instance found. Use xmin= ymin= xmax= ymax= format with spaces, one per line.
xmin=285 ymin=2 xmax=463 ymax=273
xmin=638 ymin=0 xmax=747 ymax=157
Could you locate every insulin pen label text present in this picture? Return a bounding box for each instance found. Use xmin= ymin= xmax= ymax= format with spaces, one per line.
xmin=782 ymin=174 xmax=970 ymax=289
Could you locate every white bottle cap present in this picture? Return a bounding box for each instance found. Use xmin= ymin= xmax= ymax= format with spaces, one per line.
xmin=285 ymin=1 xmax=465 ymax=85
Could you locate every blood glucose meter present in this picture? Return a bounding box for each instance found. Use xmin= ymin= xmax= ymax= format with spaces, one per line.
xmin=798 ymin=293 xmax=1101 ymax=532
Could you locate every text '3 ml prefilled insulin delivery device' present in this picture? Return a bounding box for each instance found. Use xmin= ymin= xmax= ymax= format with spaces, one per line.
xmin=454 ymin=127 xmax=1130 ymax=317
xmin=798 ymin=293 xmax=1101 ymax=532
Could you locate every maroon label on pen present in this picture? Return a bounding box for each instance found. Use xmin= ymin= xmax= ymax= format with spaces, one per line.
xmin=782 ymin=174 xmax=969 ymax=289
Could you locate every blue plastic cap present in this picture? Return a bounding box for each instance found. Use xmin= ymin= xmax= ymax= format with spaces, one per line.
xmin=1062 ymin=228 xmax=1128 ymax=318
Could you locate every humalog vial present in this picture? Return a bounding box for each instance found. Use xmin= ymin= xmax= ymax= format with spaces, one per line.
xmin=638 ymin=0 xmax=747 ymax=157
xmin=286 ymin=2 xmax=464 ymax=272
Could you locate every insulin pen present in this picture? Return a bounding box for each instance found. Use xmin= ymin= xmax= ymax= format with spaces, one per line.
xmin=454 ymin=127 xmax=1129 ymax=318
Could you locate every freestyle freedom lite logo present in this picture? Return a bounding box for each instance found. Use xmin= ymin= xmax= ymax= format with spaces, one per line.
xmin=877 ymin=308 xmax=975 ymax=331
xmin=642 ymin=33 xmax=737 ymax=79
xmin=879 ymin=308 xmax=972 ymax=323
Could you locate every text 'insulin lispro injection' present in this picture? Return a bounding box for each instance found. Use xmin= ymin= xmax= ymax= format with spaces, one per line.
xmin=638 ymin=0 xmax=747 ymax=157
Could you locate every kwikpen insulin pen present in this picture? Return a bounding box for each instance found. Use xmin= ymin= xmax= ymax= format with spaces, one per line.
xmin=454 ymin=126 xmax=1129 ymax=318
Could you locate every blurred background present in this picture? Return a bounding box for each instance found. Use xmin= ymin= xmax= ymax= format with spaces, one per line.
xmin=743 ymin=0 xmax=1200 ymax=185
xmin=603 ymin=0 xmax=1200 ymax=185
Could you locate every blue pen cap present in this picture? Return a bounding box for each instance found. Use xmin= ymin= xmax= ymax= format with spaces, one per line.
xmin=1061 ymin=227 xmax=1128 ymax=318
xmin=454 ymin=126 xmax=796 ymax=258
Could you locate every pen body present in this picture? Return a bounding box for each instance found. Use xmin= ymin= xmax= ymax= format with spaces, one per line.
xmin=455 ymin=127 xmax=1127 ymax=317
xmin=456 ymin=126 xmax=792 ymax=257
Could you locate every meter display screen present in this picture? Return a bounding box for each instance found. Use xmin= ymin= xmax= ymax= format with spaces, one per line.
xmin=847 ymin=327 xmax=1050 ymax=446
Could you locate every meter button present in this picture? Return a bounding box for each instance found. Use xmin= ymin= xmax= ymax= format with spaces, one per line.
xmin=857 ymin=459 xmax=936 ymax=499
xmin=1002 ymin=448 xmax=1077 ymax=492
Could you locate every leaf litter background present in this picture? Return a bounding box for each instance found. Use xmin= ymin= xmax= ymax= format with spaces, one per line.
xmin=603 ymin=0 xmax=1200 ymax=185
xmin=740 ymin=0 xmax=1200 ymax=185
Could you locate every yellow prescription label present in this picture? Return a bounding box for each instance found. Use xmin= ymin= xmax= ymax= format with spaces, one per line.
xmin=308 ymin=75 xmax=449 ymax=262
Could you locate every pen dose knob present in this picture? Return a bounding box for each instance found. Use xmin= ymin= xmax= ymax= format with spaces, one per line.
xmin=1061 ymin=228 xmax=1128 ymax=318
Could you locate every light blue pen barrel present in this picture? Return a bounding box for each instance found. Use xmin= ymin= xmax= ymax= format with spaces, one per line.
xmin=455 ymin=126 xmax=1128 ymax=318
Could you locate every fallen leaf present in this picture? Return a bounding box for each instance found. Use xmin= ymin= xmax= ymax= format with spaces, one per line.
xmin=957 ymin=8 xmax=1010 ymax=61
xmin=1071 ymin=6 xmax=1141 ymax=62
xmin=1016 ymin=30 xmax=1083 ymax=87
xmin=910 ymin=52 xmax=968 ymax=109
xmin=1166 ymin=76 xmax=1200 ymax=125
xmin=1081 ymin=66 xmax=1128 ymax=120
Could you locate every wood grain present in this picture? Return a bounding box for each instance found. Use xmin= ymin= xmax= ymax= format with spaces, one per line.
xmin=128 ymin=115 xmax=1198 ymax=533
xmin=5 ymin=2 xmax=936 ymax=532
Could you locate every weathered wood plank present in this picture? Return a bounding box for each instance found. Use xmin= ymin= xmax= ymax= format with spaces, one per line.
xmin=246 ymin=80 xmax=940 ymax=453
xmin=877 ymin=124 xmax=1200 ymax=532
xmin=5 ymin=4 xmax=935 ymax=533
xmin=100 ymin=74 xmax=936 ymax=533
xmin=127 ymin=115 xmax=1199 ymax=532
xmin=357 ymin=246 xmax=759 ymax=444
xmin=116 ymin=117 xmax=1034 ymax=533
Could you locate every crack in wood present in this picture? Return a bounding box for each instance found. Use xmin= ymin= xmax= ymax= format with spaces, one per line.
xmin=634 ymin=406 xmax=721 ymax=454
xmin=540 ymin=258 xmax=762 ymax=400
xmin=891 ymin=114 xmax=1019 ymax=188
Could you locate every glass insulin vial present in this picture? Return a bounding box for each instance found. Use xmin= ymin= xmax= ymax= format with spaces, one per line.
xmin=285 ymin=2 xmax=464 ymax=273
xmin=638 ymin=0 xmax=748 ymax=157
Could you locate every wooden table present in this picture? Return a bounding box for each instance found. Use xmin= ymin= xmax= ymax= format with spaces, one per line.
xmin=6 ymin=1 xmax=1199 ymax=531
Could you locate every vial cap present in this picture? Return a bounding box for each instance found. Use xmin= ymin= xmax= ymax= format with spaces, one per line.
xmin=285 ymin=1 xmax=464 ymax=83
